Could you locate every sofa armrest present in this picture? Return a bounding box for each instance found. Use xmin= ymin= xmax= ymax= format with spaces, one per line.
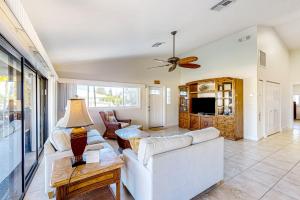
xmin=123 ymin=149 xmax=138 ymax=161
xmin=122 ymin=149 xmax=152 ymax=200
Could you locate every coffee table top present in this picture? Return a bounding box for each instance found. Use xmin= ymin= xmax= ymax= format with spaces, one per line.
xmin=115 ymin=126 xmax=149 ymax=140
xmin=51 ymin=148 xmax=124 ymax=188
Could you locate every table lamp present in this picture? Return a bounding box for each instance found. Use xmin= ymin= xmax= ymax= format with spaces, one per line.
xmin=59 ymin=98 xmax=94 ymax=167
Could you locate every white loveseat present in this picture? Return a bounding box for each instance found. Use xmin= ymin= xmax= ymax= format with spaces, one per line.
xmin=121 ymin=127 xmax=224 ymax=200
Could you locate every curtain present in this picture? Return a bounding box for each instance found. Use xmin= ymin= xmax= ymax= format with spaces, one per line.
xmin=57 ymin=83 xmax=77 ymax=119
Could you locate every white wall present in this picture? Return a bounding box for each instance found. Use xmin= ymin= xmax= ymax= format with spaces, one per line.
xmin=55 ymin=57 xmax=180 ymax=132
xmin=179 ymin=27 xmax=258 ymax=140
xmin=257 ymin=26 xmax=292 ymax=136
xmin=290 ymin=50 xmax=300 ymax=84
xmin=293 ymin=84 xmax=300 ymax=95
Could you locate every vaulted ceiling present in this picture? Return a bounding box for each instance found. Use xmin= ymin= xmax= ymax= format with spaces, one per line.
xmin=21 ymin=0 xmax=300 ymax=65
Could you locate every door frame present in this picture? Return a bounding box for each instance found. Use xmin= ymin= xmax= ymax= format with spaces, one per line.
xmin=258 ymin=80 xmax=266 ymax=139
xmin=146 ymin=85 xmax=166 ymax=129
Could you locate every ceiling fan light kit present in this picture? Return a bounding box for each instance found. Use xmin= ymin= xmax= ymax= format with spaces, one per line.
xmin=150 ymin=31 xmax=201 ymax=72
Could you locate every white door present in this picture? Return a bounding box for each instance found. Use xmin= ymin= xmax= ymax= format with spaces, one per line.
xmin=265 ymin=82 xmax=280 ymax=136
xmin=149 ymin=86 xmax=164 ymax=127
xmin=258 ymin=80 xmax=264 ymax=138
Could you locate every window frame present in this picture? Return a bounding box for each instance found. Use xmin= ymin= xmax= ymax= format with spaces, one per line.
xmin=76 ymin=84 xmax=141 ymax=109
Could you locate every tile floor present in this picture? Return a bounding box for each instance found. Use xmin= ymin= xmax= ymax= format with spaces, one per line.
xmin=24 ymin=128 xmax=300 ymax=200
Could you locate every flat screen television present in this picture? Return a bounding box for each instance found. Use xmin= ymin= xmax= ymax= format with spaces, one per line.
xmin=191 ymin=97 xmax=215 ymax=115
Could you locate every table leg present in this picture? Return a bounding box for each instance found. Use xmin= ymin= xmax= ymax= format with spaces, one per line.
xmin=56 ymin=186 xmax=67 ymax=200
xmin=116 ymin=180 xmax=120 ymax=200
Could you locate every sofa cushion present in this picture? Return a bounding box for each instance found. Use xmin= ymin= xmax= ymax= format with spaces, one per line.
xmin=49 ymin=129 xmax=71 ymax=152
xmin=184 ymin=127 xmax=220 ymax=145
xmin=138 ymin=135 xmax=192 ymax=165
xmin=87 ymin=129 xmax=106 ymax=144
xmin=85 ymin=143 xmax=104 ymax=151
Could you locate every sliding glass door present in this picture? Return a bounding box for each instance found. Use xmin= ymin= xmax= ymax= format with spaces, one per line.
xmin=37 ymin=76 xmax=47 ymax=155
xmin=0 ymin=36 xmax=49 ymax=199
xmin=0 ymin=48 xmax=23 ymax=200
xmin=23 ymin=66 xmax=37 ymax=182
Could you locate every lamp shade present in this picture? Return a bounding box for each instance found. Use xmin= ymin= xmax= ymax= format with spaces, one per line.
xmin=59 ymin=98 xmax=94 ymax=128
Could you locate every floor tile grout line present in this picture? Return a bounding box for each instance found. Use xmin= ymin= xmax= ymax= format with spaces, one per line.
xmin=201 ymin=140 xmax=293 ymax=199
xmin=258 ymin=159 xmax=300 ymax=200
xmin=219 ymin=139 xmax=297 ymax=199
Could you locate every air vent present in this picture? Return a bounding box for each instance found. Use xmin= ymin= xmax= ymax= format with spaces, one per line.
xmin=238 ymin=35 xmax=251 ymax=43
xmin=211 ymin=0 xmax=236 ymax=11
xmin=259 ymin=50 xmax=267 ymax=67
xmin=152 ymin=42 xmax=165 ymax=47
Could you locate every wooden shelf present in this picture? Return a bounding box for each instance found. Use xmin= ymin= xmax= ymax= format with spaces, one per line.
xmin=179 ymin=77 xmax=243 ymax=140
xmin=190 ymin=90 xmax=215 ymax=94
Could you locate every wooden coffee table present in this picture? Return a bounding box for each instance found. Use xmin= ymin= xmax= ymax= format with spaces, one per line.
xmin=51 ymin=149 xmax=124 ymax=200
xmin=115 ymin=125 xmax=149 ymax=152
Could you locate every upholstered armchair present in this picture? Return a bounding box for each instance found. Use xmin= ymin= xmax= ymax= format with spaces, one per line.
xmin=99 ymin=110 xmax=131 ymax=139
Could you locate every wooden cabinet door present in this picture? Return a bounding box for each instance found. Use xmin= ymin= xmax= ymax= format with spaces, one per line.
xmin=200 ymin=116 xmax=214 ymax=129
xmin=190 ymin=115 xmax=200 ymax=130
xmin=179 ymin=112 xmax=189 ymax=129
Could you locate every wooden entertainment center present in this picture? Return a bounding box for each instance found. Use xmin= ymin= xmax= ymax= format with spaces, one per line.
xmin=179 ymin=77 xmax=243 ymax=140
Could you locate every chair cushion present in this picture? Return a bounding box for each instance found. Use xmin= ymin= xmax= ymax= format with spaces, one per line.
xmin=120 ymin=122 xmax=130 ymax=128
xmin=138 ymin=135 xmax=192 ymax=165
xmin=184 ymin=127 xmax=220 ymax=144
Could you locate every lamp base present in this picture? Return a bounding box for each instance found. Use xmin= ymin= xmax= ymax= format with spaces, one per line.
xmin=71 ymin=157 xmax=86 ymax=167
xmin=70 ymin=127 xmax=88 ymax=168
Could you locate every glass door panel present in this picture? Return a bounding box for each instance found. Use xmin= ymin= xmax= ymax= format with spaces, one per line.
xmin=37 ymin=76 xmax=47 ymax=155
xmin=23 ymin=67 xmax=37 ymax=179
xmin=0 ymin=49 xmax=23 ymax=199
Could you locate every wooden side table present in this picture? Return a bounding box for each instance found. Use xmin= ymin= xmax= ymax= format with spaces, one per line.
xmin=51 ymin=149 xmax=124 ymax=200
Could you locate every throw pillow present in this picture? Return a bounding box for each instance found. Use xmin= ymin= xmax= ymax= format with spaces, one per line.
xmin=128 ymin=137 xmax=141 ymax=153
xmin=106 ymin=111 xmax=117 ymax=122
xmin=49 ymin=129 xmax=71 ymax=152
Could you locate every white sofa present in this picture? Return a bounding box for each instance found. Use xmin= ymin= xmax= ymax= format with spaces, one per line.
xmin=44 ymin=129 xmax=112 ymax=193
xmin=121 ymin=128 xmax=224 ymax=200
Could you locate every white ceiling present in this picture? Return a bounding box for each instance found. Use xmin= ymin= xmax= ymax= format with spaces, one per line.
xmin=21 ymin=0 xmax=300 ymax=65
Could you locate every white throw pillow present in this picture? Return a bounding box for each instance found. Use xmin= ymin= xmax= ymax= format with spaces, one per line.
xmin=49 ymin=129 xmax=71 ymax=152
xmin=138 ymin=135 xmax=192 ymax=165
xmin=55 ymin=118 xmax=65 ymax=128
xmin=184 ymin=127 xmax=220 ymax=145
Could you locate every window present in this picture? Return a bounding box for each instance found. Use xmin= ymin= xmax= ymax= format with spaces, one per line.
xmin=167 ymin=88 xmax=171 ymax=105
xmin=76 ymin=84 xmax=140 ymax=108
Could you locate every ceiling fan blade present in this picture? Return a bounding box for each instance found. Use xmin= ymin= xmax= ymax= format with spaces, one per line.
xmin=148 ymin=64 xmax=171 ymax=69
xmin=154 ymin=58 xmax=169 ymax=63
xmin=178 ymin=56 xmax=198 ymax=64
xmin=179 ymin=63 xmax=201 ymax=69
xmin=168 ymin=64 xmax=177 ymax=72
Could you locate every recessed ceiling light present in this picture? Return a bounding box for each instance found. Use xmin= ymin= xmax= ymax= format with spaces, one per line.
xmin=152 ymin=42 xmax=165 ymax=47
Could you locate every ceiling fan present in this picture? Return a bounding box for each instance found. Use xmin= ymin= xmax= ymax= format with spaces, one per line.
xmin=149 ymin=31 xmax=201 ymax=72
